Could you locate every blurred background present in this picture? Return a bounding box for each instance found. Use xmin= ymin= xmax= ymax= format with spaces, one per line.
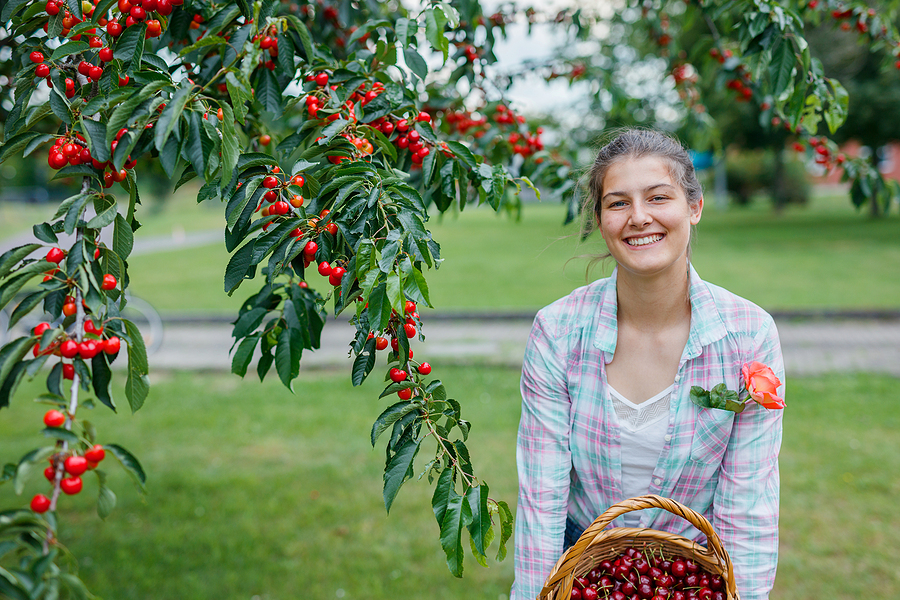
xmin=1 ymin=1 xmax=899 ymax=599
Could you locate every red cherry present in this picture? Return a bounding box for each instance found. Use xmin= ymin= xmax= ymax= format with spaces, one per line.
xmin=62 ymin=363 xmax=75 ymax=380
xmin=99 ymin=47 xmax=114 ymax=62
xmin=64 ymin=455 xmax=88 ymax=476
xmin=31 ymin=494 xmax=52 ymax=513
xmin=62 ymin=302 xmax=77 ymax=317
xmin=102 ymin=274 xmax=117 ymax=290
xmin=389 ymin=368 xmax=407 ymax=383
xmin=104 ymin=337 xmax=121 ymax=355
xmin=317 ymin=261 xmax=332 ymax=276
xmin=60 ymin=339 xmax=79 ymax=358
xmin=85 ymin=444 xmax=106 ymax=463
xmin=397 ymin=387 xmax=412 ymax=400
xmin=118 ymin=74 xmax=130 ymax=86
xmin=35 ymin=63 xmax=50 ymax=78
xmin=404 ymin=323 xmax=417 ymax=338
xmin=60 ymin=476 xmax=83 ymax=495
xmin=329 ymin=266 xmax=346 ymax=287
xmin=262 ymin=175 xmax=278 ymax=188
xmin=107 ymin=19 xmax=122 ymax=36
xmin=45 ymin=1 xmax=60 ymax=16
xmin=43 ymin=410 xmax=66 ymax=428
xmin=302 ymin=240 xmax=318 ymax=258
xmin=157 ymin=0 xmax=172 ymax=15
xmin=375 ymin=336 xmax=388 ymax=350
xmin=44 ymin=466 xmax=56 ymax=481
xmin=404 ymin=300 xmax=417 ymax=314
xmin=417 ymin=362 xmax=431 ymax=375
xmin=315 ymin=72 xmax=329 ymax=86
xmin=30 ymin=51 xmax=45 ymax=64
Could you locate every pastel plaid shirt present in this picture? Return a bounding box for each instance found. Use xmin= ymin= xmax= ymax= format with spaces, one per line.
xmin=513 ymin=265 xmax=784 ymax=600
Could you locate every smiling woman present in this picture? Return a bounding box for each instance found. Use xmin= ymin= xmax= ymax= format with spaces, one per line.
xmin=512 ymin=129 xmax=785 ymax=600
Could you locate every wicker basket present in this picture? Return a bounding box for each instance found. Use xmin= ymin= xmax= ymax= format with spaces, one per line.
xmin=538 ymin=494 xmax=739 ymax=600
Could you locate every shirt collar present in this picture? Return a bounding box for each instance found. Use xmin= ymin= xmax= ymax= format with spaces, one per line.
xmin=592 ymin=264 xmax=729 ymax=359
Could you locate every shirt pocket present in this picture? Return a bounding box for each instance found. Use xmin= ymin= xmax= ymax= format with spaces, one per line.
xmin=689 ymin=408 xmax=735 ymax=464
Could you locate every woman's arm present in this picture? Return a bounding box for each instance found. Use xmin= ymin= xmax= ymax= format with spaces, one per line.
xmin=512 ymin=314 xmax=572 ymax=600
xmin=713 ymin=317 xmax=785 ymax=600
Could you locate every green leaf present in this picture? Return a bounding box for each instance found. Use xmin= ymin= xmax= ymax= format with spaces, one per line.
xmin=231 ymin=334 xmax=260 ymax=377
xmin=7 ymin=289 xmax=49 ymax=330
xmin=122 ymin=319 xmax=149 ymax=413
xmin=769 ymin=37 xmax=794 ymax=100
xmin=86 ymin=202 xmax=118 ymax=229
xmin=444 ymin=141 xmax=476 ymax=170
xmin=403 ymin=47 xmax=428 ymax=80
xmin=178 ymin=35 xmax=228 ymax=56
xmin=352 ymin=336 xmax=377 ymax=387
xmin=42 ymin=426 xmax=79 ymax=444
xmin=367 ymin=281 xmax=391 ymax=332
xmin=495 ymin=500 xmax=513 ymax=561
xmin=225 ymin=240 xmax=257 ymax=294
xmin=466 ymin=482 xmax=491 ymax=558
xmin=155 ymin=84 xmax=192 ymax=153
xmin=32 ymin=223 xmax=57 ymax=244
xmin=371 ymin=400 xmax=419 ymax=446
xmin=383 ymin=436 xmax=421 ymax=513
xmin=0 ymin=243 xmax=40 ymax=280
xmin=220 ymin=103 xmax=239 ymax=184
xmin=91 ymin=352 xmax=116 ymax=412
xmin=114 ymin=20 xmax=144 ymax=61
xmin=274 ymin=326 xmax=301 ymax=389
xmin=440 ymin=482 xmax=471 ymax=577
xmin=97 ymin=473 xmax=117 ymax=519
xmin=0 ymin=131 xmax=45 ymax=164
xmin=113 ymin=214 xmax=135 ymax=260
xmin=105 ymin=443 xmax=147 ymax=490
xmin=50 ymin=40 xmax=89 ymax=61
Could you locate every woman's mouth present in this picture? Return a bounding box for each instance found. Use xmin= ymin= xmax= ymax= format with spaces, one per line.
xmin=625 ymin=233 xmax=664 ymax=247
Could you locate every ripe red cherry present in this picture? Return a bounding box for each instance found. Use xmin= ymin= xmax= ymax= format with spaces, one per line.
xmin=317 ymin=261 xmax=332 ymax=276
xmin=44 ymin=466 xmax=56 ymax=481
xmin=35 ymin=63 xmax=50 ymax=77
xmin=118 ymin=75 xmax=130 ymax=86
xmin=404 ymin=300 xmax=416 ymax=314
xmin=62 ymin=302 xmax=77 ymax=317
xmin=60 ymin=339 xmax=79 ymax=358
xmin=64 ymin=455 xmax=88 ymax=476
xmin=146 ymin=19 xmax=162 ymax=37
xmin=88 ymin=65 xmax=103 ymax=81
xmin=78 ymin=340 xmax=101 ymax=359
xmin=33 ymin=322 xmax=51 ymax=337
xmin=44 ymin=410 xmax=66 ymax=428
xmin=157 ymin=0 xmax=172 ymax=15
xmin=31 ymin=494 xmax=52 ymax=513
xmin=582 ymin=587 xmax=598 ymax=600
xmin=107 ymin=19 xmax=123 ymax=36
xmin=45 ymin=1 xmax=61 ymax=15
xmin=328 ymin=266 xmax=346 ymax=286
xmin=417 ymin=362 xmax=431 ymax=375
xmin=315 ymin=72 xmax=329 ymax=86
xmin=262 ymin=175 xmax=278 ymax=188
xmin=389 ymin=368 xmax=407 ymax=383
xmin=30 ymin=51 xmax=45 ymax=63
xmin=104 ymin=337 xmax=121 ymax=355
xmin=303 ymin=240 xmax=318 ymax=258
xmin=397 ymin=387 xmax=412 ymax=400
xmin=84 ymin=319 xmax=103 ymax=335
xmin=404 ymin=323 xmax=417 ymax=338
xmin=60 ymin=476 xmax=83 ymax=495
xmin=101 ymin=274 xmax=117 ymax=290
xmin=48 ymin=151 xmax=67 ymax=169
xmin=99 ymin=47 xmax=113 ymax=62
xmin=375 ymin=336 xmax=388 ymax=350
xmin=85 ymin=444 xmax=106 ymax=463
xmin=62 ymin=363 xmax=75 ymax=379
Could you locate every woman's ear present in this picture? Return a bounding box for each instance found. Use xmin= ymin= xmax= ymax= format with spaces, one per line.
xmin=690 ymin=196 xmax=704 ymax=225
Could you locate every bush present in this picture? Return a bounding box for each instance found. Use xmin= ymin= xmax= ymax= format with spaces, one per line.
xmin=725 ymin=149 xmax=811 ymax=207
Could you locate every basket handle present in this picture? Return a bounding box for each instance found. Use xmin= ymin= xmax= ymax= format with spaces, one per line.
xmin=540 ymin=494 xmax=737 ymax=599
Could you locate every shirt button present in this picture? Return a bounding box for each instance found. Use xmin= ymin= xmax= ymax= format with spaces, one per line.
xmin=653 ymin=478 xmax=663 ymax=486
xmin=664 ymin=434 xmax=672 ymax=442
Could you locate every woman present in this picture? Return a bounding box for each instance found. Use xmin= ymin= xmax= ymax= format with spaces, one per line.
xmin=512 ymin=129 xmax=784 ymax=600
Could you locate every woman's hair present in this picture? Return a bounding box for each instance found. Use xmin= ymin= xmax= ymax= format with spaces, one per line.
xmin=580 ymin=128 xmax=703 ymax=265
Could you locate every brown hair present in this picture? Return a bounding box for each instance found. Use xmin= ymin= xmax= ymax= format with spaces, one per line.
xmin=580 ymin=128 xmax=703 ymax=265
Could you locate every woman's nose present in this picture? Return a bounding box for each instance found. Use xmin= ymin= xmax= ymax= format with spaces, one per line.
xmin=629 ymin=200 xmax=652 ymax=227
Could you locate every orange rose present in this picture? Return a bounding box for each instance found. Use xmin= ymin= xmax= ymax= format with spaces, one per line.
xmin=741 ymin=361 xmax=785 ymax=409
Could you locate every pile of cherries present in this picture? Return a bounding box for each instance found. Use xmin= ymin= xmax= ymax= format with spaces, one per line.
xmin=567 ymin=546 xmax=727 ymax=600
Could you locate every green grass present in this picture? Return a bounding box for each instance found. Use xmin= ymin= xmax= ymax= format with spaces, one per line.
xmin=1 ymin=369 xmax=897 ymax=599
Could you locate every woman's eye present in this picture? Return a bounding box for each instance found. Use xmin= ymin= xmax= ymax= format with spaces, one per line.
xmin=609 ymin=200 xmax=626 ymax=208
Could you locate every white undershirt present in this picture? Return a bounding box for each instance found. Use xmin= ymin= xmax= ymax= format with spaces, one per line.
xmin=608 ymin=384 xmax=673 ymax=527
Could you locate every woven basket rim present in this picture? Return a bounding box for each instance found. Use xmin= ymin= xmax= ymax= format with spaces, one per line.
xmin=538 ymin=495 xmax=740 ymax=600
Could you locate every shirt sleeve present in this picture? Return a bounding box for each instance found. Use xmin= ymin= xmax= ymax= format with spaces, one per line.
xmin=511 ymin=313 xmax=572 ymax=600
xmin=713 ymin=316 xmax=784 ymax=600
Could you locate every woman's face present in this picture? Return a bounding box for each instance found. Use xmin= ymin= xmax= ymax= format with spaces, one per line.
xmin=596 ymin=155 xmax=703 ymax=280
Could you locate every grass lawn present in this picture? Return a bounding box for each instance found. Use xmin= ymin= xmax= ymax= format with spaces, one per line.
xmin=1 ymin=367 xmax=897 ymax=599
xmin=126 ymin=187 xmax=900 ymax=314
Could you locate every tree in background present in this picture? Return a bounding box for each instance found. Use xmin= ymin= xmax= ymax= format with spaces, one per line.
xmin=0 ymin=0 xmax=898 ymax=596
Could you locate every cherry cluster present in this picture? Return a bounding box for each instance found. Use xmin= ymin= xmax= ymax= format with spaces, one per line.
xmin=569 ymin=546 xmax=727 ymax=600
xmin=31 ymin=313 xmax=121 ymax=377
xmin=792 ymin=136 xmax=845 ymax=170
xmin=30 ymin=411 xmax=107 ymax=513
xmin=252 ymin=23 xmax=281 ymax=70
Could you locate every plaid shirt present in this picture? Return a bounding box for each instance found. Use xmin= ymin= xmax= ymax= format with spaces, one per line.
xmin=513 ymin=265 xmax=784 ymax=600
